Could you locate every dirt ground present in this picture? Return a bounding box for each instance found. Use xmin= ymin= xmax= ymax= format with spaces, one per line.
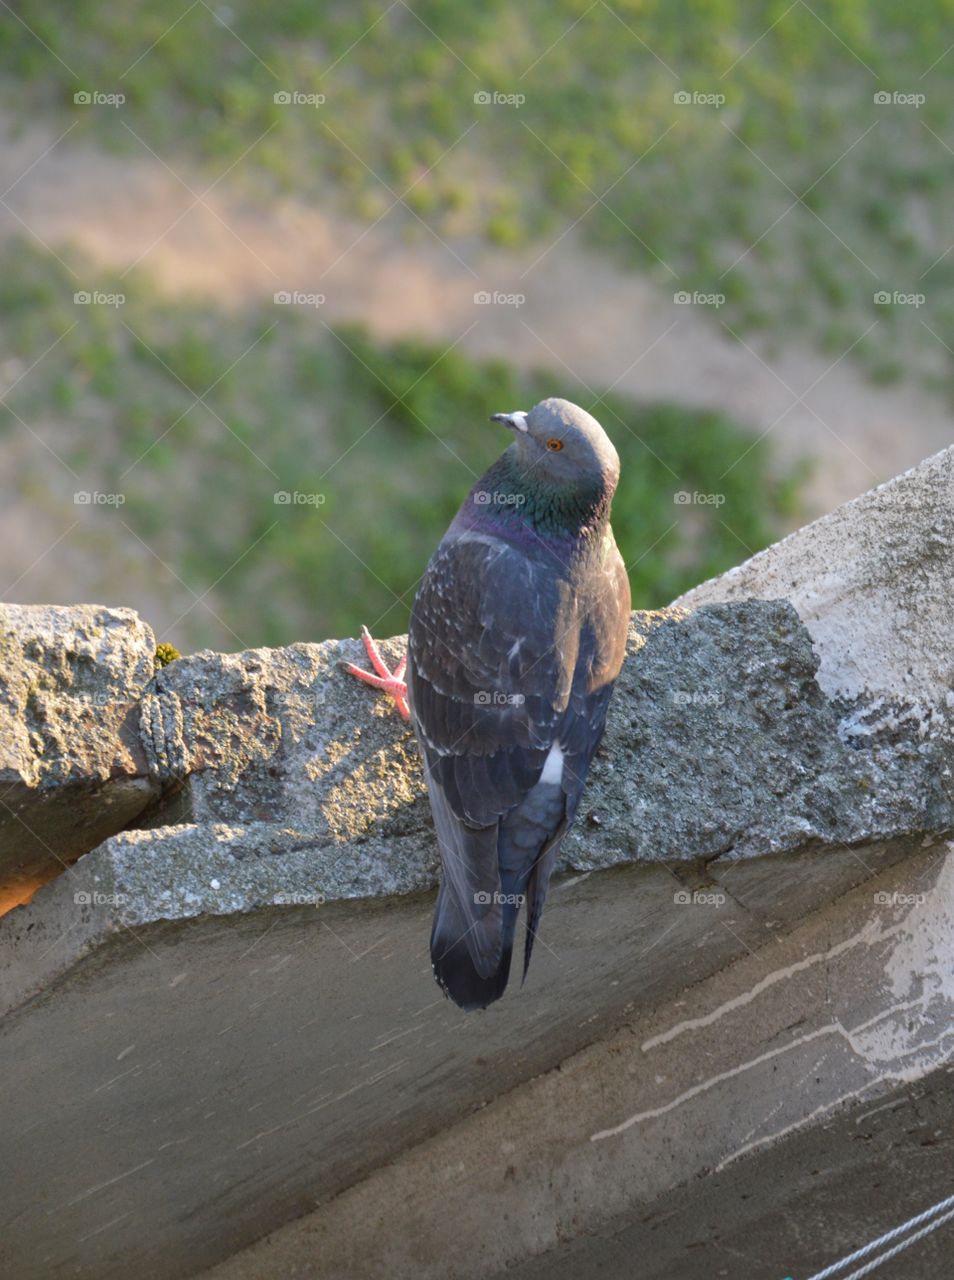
xmin=1 ymin=117 xmax=951 ymax=634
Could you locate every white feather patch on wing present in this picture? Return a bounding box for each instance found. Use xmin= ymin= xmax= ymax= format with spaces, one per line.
xmin=539 ymin=742 xmax=564 ymax=784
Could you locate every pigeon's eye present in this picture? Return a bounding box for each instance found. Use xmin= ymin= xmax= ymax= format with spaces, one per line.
xmin=546 ymin=438 xmax=564 ymax=452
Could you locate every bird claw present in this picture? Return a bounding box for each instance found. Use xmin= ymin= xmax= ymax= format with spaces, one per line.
xmin=343 ymin=626 xmax=410 ymax=720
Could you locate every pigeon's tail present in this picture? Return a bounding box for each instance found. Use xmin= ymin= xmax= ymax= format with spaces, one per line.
xmin=430 ymin=885 xmax=519 ymax=1011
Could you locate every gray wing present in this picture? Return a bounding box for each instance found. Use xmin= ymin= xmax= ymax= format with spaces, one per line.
xmin=521 ymin=542 xmax=631 ymax=974
xmin=408 ymin=534 xmax=576 ymax=976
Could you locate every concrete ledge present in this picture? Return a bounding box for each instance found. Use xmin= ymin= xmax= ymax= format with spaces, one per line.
xmin=675 ymin=443 xmax=954 ymax=709
xmin=0 ymin=604 xmax=159 ymax=910
xmin=132 ymin=598 xmax=951 ymax=868
xmin=200 ymin=840 xmax=954 ymax=1280
xmin=0 ymin=849 xmax=774 ymax=1279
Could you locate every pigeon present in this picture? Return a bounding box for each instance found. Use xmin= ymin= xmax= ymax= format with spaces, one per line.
xmin=344 ymin=398 xmax=631 ymax=1010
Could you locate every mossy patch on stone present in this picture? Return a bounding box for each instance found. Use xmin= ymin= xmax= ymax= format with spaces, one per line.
xmin=154 ymin=643 xmax=181 ymax=669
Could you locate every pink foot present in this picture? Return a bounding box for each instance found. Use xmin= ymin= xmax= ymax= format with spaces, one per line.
xmin=343 ymin=626 xmax=410 ymax=720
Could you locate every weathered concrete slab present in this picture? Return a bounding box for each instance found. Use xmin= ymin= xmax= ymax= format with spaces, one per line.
xmin=593 ymin=602 xmax=952 ymax=866
xmin=0 ymin=826 xmax=765 ymax=1280
xmin=493 ymin=1034 xmax=954 ymax=1279
xmin=0 ymin=605 xmax=159 ymax=911
xmin=136 ymin=601 xmax=952 ymax=870
xmin=201 ymin=842 xmax=954 ymax=1280
xmin=675 ymin=442 xmax=954 ymax=708
xmin=137 ymin=633 xmax=429 ymax=848
xmin=0 ymin=822 xmax=935 ymax=1280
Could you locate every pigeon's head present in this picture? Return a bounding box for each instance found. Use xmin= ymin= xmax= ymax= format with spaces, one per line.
xmin=490 ymin=398 xmax=620 ymax=495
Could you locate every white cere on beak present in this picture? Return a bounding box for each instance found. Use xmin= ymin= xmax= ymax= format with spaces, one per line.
xmin=491 ymin=410 xmax=529 ymax=433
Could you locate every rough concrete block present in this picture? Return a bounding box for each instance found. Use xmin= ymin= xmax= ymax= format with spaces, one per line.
xmin=583 ymin=602 xmax=953 ymax=867
xmin=0 ymin=605 xmax=159 ymax=910
xmin=137 ymin=634 xmax=429 ymax=852
xmin=134 ymin=602 xmax=953 ymax=877
xmin=675 ymin=442 xmax=954 ymax=708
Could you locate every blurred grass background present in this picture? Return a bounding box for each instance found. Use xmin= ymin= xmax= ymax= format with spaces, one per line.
xmin=1 ymin=1 xmax=950 ymax=649
xmin=2 ymin=242 xmax=799 ymax=648
xmin=4 ymin=0 xmax=953 ymax=382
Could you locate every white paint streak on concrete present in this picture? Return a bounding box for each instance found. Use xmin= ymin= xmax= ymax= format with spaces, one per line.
xmin=591 ymin=1024 xmax=842 ymax=1141
xmin=76 ymin=1212 xmax=131 ymax=1243
xmin=641 ymin=920 xmax=889 ymax=1052
xmin=90 ymin=1064 xmax=143 ymax=1095
xmin=556 ymin=872 xmax=592 ymax=892
xmin=65 ymin=1160 xmax=156 ymax=1207
xmin=599 ymin=851 xmax=954 ymax=1150
xmin=713 ymin=1085 xmax=880 ymax=1172
xmin=370 ymin=1026 xmax=421 ymax=1051
xmin=234 ymin=1059 xmax=409 ymax=1151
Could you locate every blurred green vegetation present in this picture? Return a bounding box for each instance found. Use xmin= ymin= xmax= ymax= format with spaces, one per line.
xmin=0 ymin=242 xmax=800 ymax=649
xmin=3 ymin=1 xmax=954 ymax=385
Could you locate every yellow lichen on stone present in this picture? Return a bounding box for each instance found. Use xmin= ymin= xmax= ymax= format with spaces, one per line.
xmin=155 ymin=643 xmax=181 ymax=669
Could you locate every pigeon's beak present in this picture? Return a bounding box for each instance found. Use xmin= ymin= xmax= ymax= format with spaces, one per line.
xmin=490 ymin=411 xmax=529 ymax=434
